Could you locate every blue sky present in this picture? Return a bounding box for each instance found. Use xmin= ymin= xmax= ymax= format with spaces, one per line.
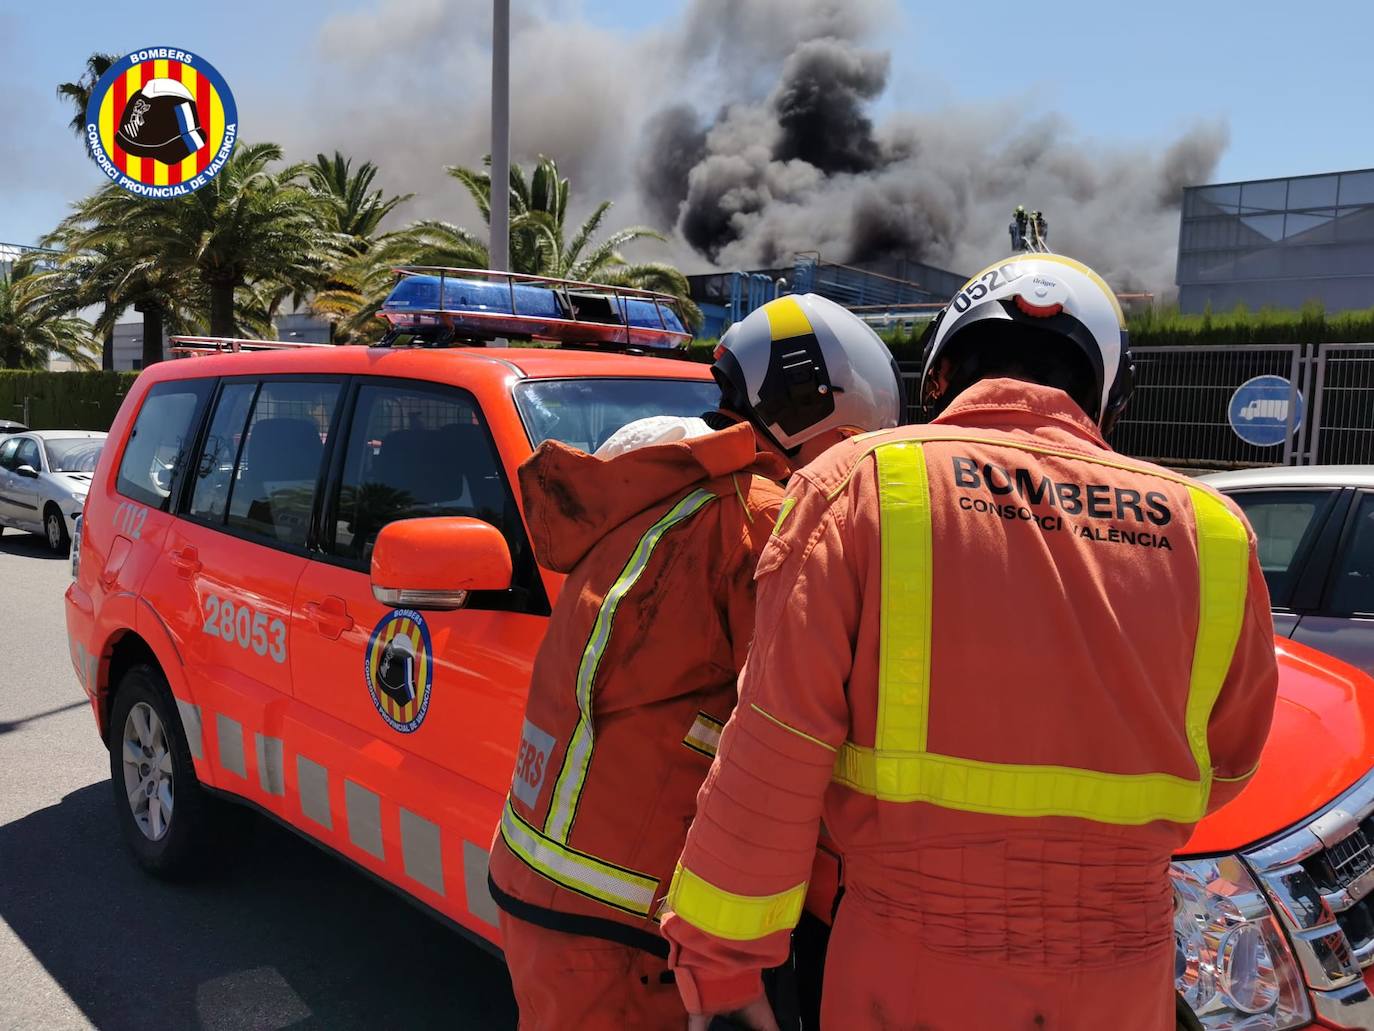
xmin=3 ymin=0 xmax=1371 ymax=250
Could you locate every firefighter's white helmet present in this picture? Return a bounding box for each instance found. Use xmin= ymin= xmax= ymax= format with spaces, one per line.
xmin=711 ymin=293 xmax=905 ymax=453
xmin=918 ymin=253 xmax=1133 ymax=431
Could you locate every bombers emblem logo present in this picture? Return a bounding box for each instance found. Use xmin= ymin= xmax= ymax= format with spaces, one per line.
xmin=365 ymin=609 xmax=434 ymax=734
xmin=84 ymin=47 xmax=238 ymax=199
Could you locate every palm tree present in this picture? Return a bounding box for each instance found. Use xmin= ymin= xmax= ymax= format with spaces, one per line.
xmin=0 ymin=266 xmax=98 ymax=370
xmin=399 ymin=156 xmax=700 ymax=328
xmin=57 ymin=52 xmax=120 ymax=143
xmin=309 ymin=152 xmax=412 ymax=249
xmin=57 ymin=51 xmax=122 ymax=367
xmin=75 ymin=142 xmax=337 ymax=339
xmin=306 ymin=153 xmax=413 ymax=343
xmin=41 ymin=190 xmax=202 ymax=368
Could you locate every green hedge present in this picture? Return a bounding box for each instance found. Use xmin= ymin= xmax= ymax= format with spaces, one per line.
xmin=693 ymin=302 xmax=1374 ymax=361
xmin=0 ymin=371 xmax=140 ymax=431
xmin=1126 ymin=302 xmax=1374 ymax=348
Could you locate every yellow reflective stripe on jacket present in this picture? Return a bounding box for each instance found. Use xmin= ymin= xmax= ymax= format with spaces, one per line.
xmin=501 ymin=800 xmax=659 ymax=917
xmin=1184 ymin=484 xmax=1251 ymax=803
xmin=833 ymin=746 xmax=1207 ymax=824
xmin=836 ymin=441 xmax=1250 ymax=826
xmin=544 ymin=488 xmax=718 ymax=843
xmin=683 ymin=712 xmax=724 ymax=758
xmin=875 ymin=442 xmax=934 ymax=754
xmin=668 ymin=863 xmax=807 ymax=942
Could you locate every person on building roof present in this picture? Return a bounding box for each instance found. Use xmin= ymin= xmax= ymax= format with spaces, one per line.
xmin=661 ymin=253 xmax=1280 ymax=1030
xmin=487 ymin=293 xmax=905 ymax=1029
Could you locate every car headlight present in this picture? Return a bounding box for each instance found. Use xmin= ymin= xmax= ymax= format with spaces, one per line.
xmin=69 ymin=491 xmax=87 ymax=505
xmin=1173 ymin=856 xmax=1312 ymax=1029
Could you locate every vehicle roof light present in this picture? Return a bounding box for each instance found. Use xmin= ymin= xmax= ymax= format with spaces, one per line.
xmin=376 ymin=267 xmax=693 ymax=354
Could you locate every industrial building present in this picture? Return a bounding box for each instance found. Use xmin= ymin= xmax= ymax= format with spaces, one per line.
xmin=111 ymin=311 xmax=331 ymax=370
xmin=1177 ymin=167 xmax=1374 ymax=314
xmin=688 ymin=253 xmax=966 ymax=339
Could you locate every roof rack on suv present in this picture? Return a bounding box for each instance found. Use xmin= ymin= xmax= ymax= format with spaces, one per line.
xmin=169 ymin=336 xmax=335 ymax=357
xmin=377 ymin=267 xmax=693 ymax=353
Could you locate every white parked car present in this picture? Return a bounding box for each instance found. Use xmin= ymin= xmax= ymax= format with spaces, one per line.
xmin=1201 ymin=465 xmax=1374 ymax=676
xmin=0 ymin=430 xmax=106 ymax=552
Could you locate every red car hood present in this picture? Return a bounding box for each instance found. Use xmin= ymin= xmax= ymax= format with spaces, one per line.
xmin=1184 ymin=638 xmax=1374 ymax=855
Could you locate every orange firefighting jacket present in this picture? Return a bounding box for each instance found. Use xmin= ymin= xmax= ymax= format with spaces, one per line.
xmin=488 ymin=420 xmax=787 ymax=955
xmin=662 ymin=380 xmax=1280 ymax=1022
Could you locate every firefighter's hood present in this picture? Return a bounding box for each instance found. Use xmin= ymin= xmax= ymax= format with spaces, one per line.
xmin=518 ymin=421 xmax=785 ymax=573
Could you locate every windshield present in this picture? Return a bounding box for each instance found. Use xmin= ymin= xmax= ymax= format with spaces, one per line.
xmin=514 ymin=378 xmax=722 ymax=452
xmin=44 ymin=438 xmax=104 ymax=473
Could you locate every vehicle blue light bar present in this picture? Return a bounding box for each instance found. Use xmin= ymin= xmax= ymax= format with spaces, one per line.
xmin=378 ymin=267 xmax=691 ymax=351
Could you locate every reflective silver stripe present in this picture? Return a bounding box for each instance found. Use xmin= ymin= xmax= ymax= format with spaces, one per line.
xmin=683 ymin=712 xmax=724 ymax=757
xmin=544 ymin=489 xmax=718 ymax=842
xmin=401 ymin=808 xmax=445 ymax=896
xmin=216 ymin=714 xmax=246 ymax=778
xmin=502 ymin=800 xmax=658 ymax=917
xmin=296 ymin=755 xmax=332 ymax=829
xmin=175 ymin=699 xmax=203 ymax=761
xmin=255 ymin=733 xmax=285 ymax=796
xmin=345 ymin=780 xmax=384 ymax=859
xmin=463 ymin=839 xmax=501 ymax=927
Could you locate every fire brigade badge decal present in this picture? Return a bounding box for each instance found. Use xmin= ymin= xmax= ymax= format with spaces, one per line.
xmin=84 ymin=46 xmax=238 ymax=198
xmin=365 ymin=609 xmax=434 ymax=734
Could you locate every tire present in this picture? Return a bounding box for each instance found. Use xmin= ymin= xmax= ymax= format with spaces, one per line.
xmin=108 ymin=664 xmax=212 ymax=878
xmin=44 ymin=505 xmax=70 ymax=554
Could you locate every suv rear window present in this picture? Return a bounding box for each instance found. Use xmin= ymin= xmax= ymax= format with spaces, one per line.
xmin=513 ymin=378 xmax=721 ymax=453
xmin=187 ymin=379 xmax=341 ymax=549
xmin=117 ymin=381 xmax=212 ymax=510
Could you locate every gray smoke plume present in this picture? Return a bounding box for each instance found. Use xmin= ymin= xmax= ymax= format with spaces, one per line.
xmin=772 ymin=39 xmax=887 ymax=174
xmin=637 ymin=105 xmax=707 ymax=229
xmin=285 ymin=0 xmax=1225 ymax=295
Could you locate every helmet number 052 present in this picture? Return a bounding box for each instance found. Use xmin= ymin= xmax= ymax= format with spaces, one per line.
xmin=952 ymin=264 xmax=1026 ymax=314
xmin=201 ymin=593 xmax=287 ymax=664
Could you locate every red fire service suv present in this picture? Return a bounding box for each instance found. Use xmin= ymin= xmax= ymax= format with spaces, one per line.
xmin=66 ymin=270 xmax=1374 ymax=1030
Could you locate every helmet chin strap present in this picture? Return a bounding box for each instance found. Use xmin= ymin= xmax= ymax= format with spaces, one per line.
xmin=707 ymin=399 xmax=804 ymax=459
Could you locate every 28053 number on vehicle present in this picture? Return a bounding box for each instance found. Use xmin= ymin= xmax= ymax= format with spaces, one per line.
xmin=202 ymin=593 xmax=287 ymax=664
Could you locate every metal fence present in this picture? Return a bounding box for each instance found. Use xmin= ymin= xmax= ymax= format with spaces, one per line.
xmin=1111 ymin=345 xmax=1307 ymax=469
xmin=899 ymin=343 xmax=1374 ymax=469
xmin=1311 ymin=344 xmax=1374 ymax=464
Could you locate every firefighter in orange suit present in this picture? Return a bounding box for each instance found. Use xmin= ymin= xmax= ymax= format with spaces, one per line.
xmin=662 ymin=254 xmax=1280 ymax=1031
xmin=487 ymin=294 xmax=906 ymax=1029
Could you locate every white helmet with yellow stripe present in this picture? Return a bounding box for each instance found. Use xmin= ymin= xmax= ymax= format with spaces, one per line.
xmin=712 ymin=293 xmax=905 ymax=453
xmin=918 ymin=253 xmax=1133 ymax=432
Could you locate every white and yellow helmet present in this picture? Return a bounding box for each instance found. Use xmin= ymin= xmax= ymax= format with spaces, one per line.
xmin=919 ymin=254 xmax=1133 ymax=431
xmin=712 ymin=293 xmax=905 ymax=453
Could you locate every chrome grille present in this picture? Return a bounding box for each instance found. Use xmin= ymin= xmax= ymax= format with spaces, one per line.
xmin=1301 ymin=816 xmax=1374 ymax=969
xmin=1244 ymin=771 xmax=1374 ymax=1002
xmin=1323 ymin=826 xmax=1374 ymax=883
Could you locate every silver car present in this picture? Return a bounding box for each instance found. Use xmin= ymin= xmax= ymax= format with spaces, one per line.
xmin=0 ymin=430 xmax=106 ymax=552
xmin=1201 ymin=466 xmax=1374 ymax=675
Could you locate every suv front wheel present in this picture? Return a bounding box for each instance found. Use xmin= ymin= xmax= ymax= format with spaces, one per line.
xmin=109 ymin=664 xmax=211 ymax=877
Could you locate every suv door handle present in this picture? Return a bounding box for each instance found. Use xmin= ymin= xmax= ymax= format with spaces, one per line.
xmin=303 ymin=596 xmax=353 ymax=640
xmin=170 ymin=546 xmax=201 ymax=579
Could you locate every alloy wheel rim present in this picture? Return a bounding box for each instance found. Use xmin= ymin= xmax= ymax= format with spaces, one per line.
xmin=47 ymin=515 xmax=61 ymax=548
xmin=121 ymin=702 xmax=174 ymax=841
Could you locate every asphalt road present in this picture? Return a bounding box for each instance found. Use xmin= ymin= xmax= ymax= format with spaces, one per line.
xmin=0 ymin=530 xmax=518 ymax=1031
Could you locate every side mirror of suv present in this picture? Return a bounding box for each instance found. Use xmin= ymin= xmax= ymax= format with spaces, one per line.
xmin=14 ymin=465 xmax=39 ymax=479
xmin=371 ymin=516 xmax=513 ymax=610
